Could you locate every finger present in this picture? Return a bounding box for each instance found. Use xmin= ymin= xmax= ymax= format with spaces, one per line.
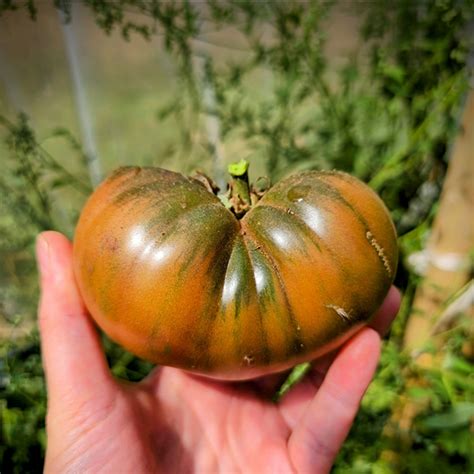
xmin=312 ymin=285 xmax=401 ymax=375
xmin=288 ymin=328 xmax=381 ymax=473
xmin=368 ymin=285 xmax=401 ymax=337
xmin=278 ymin=287 xmax=400 ymax=427
xmin=37 ymin=231 xmax=114 ymax=409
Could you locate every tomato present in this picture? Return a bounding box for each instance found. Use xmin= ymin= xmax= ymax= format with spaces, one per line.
xmin=73 ymin=166 xmax=398 ymax=380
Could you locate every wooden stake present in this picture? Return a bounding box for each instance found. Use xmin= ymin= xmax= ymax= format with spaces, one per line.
xmin=380 ymin=91 xmax=474 ymax=467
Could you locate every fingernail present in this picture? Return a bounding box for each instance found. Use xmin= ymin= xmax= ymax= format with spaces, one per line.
xmin=36 ymin=234 xmax=50 ymax=279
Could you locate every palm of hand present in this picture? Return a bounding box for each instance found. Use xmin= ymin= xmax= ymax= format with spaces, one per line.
xmin=38 ymin=232 xmax=399 ymax=474
xmin=57 ymin=370 xmax=294 ymax=473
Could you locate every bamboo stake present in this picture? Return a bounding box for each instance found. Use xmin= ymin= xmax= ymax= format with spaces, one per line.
xmin=404 ymin=92 xmax=473 ymax=354
xmin=380 ymin=91 xmax=474 ymax=467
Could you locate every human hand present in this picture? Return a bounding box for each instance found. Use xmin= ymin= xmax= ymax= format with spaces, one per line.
xmin=37 ymin=231 xmax=400 ymax=473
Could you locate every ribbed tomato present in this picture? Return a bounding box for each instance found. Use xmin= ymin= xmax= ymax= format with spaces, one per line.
xmin=73 ymin=166 xmax=398 ymax=380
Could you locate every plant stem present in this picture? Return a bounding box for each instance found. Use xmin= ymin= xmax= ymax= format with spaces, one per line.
xmin=227 ymin=159 xmax=252 ymax=215
xmin=272 ymin=362 xmax=312 ymax=402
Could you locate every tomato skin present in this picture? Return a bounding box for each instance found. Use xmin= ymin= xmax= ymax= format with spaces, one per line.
xmin=73 ymin=167 xmax=398 ymax=380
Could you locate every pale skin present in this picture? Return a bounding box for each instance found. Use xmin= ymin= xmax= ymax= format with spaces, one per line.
xmin=37 ymin=231 xmax=401 ymax=473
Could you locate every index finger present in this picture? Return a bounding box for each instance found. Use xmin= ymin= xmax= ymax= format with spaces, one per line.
xmin=276 ymin=286 xmax=400 ymax=425
xmin=368 ymin=286 xmax=401 ymax=336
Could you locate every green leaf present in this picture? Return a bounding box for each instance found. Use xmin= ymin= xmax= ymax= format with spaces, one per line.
xmin=273 ymin=362 xmax=311 ymax=402
xmin=419 ymin=403 xmax=474 ymax=431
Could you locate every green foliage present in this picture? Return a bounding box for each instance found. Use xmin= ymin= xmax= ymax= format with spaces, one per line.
xmin=0 ymin=0 xmax=473 ymax=472
xmin=0 ymin=114 xmax=91 ymax=240
xmin=0 ymin=333 xmax=46 ymax=474
xmin=334 ymin=320 xmax=474 ymax=474
xmin=0 ymin=114 xmax=90 ymax=329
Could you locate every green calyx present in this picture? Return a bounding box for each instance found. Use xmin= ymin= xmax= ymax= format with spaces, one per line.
xmin=209 ymin=160 xmax=270 ymax=218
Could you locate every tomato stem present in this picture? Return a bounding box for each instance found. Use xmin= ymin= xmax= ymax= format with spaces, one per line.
xmin=227 ymin=159 xmax=252 ymax=217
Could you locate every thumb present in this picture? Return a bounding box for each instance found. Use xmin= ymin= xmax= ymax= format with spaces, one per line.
xmin=37 ymin=231 xmax=115 ymax=412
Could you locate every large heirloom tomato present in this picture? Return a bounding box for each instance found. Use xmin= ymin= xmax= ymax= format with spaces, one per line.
xmin=73 ymin=166 xmax=398 ymax=380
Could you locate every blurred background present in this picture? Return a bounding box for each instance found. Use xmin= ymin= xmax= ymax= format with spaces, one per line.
xmin=0 ymin=1 xmax=473 ymax=472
